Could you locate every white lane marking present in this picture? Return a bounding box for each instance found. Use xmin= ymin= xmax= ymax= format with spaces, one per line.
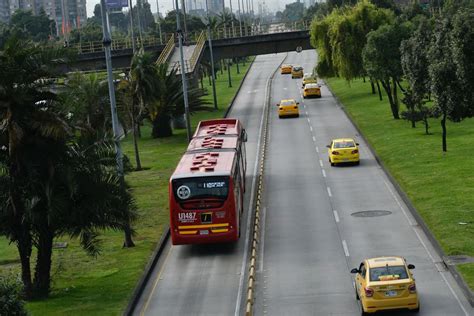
xmin=235 ymin=64 xmax=273 ymax=316
xmin=319 ymin=159 xmax=323 ymax=167
xmin=305 ymin=111 xmax=309 ymax=115
xmin=316 ymin=146 xmax=319 ymax=153
xmin=141 ymin=247 xmax=173 ymax=315
xmin=307 ymin=118 xmax=311 ymax=124
xmin=382 ymin=182 xmax=469 ymax=315
xmin=258 ymin=207 xmax=267 ymax=272
xmin=312 ymin=136 xmax=316 ymax=142
xmin=333 ymin=210 xmax=340 ymax=223
xmin=327 ymin=187 xmax=332 ymax=197
xmin=310 ymin=126 xmax=313 ymax=132
xmin=342 ymin=240 xmax=350 ymax=257
xmin=322 ymin=169 xmax=326 ymax=178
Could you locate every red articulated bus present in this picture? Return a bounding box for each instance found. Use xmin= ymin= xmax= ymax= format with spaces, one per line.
xmin=169 ymin=119 xmax=248 ymax=245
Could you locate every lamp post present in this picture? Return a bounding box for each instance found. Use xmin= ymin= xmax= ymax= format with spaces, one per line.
xmin=156 ymin=0 xmax=163 ymax=44
xmin=236 ymin=0 xmax=242 ymax=36
xmin=175 ymin=0 xmax=192 ymax=141
xmin=205 ymin=0 xmax=218 ymax=110
xmin=129 ymin=0 xmax=136 ymax=52
xmin=100 ymin=0 xmax=135 ymax=247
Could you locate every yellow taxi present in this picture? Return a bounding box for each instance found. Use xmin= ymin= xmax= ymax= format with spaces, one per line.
xmin=291 ymin=65 xmax=304 ymax=78
xmin=302 ymin=73 xmax=317 ymax=87
xmin=303 ymin=83 xmax=321 ymax=98
xmin=280 ymin=64 xmax=292 ymax=74
xmin=351 ymin=257 xmax=420 ymax=314
xmin=327 ymin=138 xmax=360 ymax=166
xmin=277 ymin=99 xmax=299 ymax=118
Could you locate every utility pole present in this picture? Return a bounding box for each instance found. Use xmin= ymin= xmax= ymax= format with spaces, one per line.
xmin=175 ymin=0 xmax=192 ymax=141
xmin=156 ymin=0 xmax=163 ymax=43
xmin=237 ymin=0 xmax=242 ymax=36
xmin=181 ymin=0 xmax=188 ymax=42
xmin=129 ymin=0 xmax=137 ymax=52
xmin=206 ymin=0 xmax=218 ymax=110
xmin=229 ymin=0 xmax=235 ymax=37
xmin=100 ymin=0 xmax=135 ymax=248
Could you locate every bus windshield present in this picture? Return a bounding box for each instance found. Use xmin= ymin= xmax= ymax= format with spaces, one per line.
xmin=173 ymin=176 xmax=229 ymax=201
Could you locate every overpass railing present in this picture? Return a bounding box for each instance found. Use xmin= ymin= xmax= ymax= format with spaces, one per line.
xmin=189 ymin=31 xmax=206 ymax=73
xmin=73 ymin=20 xmax=311 ymax=55
xmin=156 ymin=34 xmax=175 ymax=66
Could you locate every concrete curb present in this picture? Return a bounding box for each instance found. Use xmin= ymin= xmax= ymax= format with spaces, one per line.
xmin=245 ymin=54 xmax=288 ymax=316
xmin=123 ymin=225 xmax=170 ymax=316
xmin=324 ymin=81 xmax=474 ymax=308
xmin=123 ymin=57 xmax=258 ymax=316
xmin=224 ymin=57 xmax=256 ymax=118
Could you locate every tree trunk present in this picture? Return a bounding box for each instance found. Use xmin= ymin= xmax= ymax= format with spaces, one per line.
xmin=236 ymin=58 xmax=240 ymax=74
xmin=392 ymin=77 xmax=399 ymax=117
xmin=33 ymin=230 xmax=53 ymax=298
xmin=370 ymin=78 xmax=376 ymax=95
xmin=17 ymin=235 xmax=33 ymax=299
xmin=123 ymin=221 xmax=135 ymax=248
xmin=441 ymin=112 xmax=447 ymax=152
xmin=152 ymin=114 xmax=173 ymax=138
xmin=424 ymin=116 xmax=430 ymax=135
xmin=381 ymin=80 xmax=400 ymax=119
xmin=376 ymin=80 xmax=383 ymax=101
xmin=132 ymin=101 xmax=142 ymax=171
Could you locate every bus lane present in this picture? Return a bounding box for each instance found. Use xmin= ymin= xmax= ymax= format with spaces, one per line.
xmin=135 ymin=53 xmax=287 ymax=316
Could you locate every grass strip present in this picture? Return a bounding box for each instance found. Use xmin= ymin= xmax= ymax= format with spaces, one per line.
xmin=0 ymin=57 xmax=254 ymax=315
xmin=326 ymin=77 xmax=474 ymax=291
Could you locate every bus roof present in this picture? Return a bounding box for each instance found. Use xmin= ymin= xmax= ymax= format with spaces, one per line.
xmin=193 ymin=118 xmax=242 ymax=138
xmin=187 ymin=136 xmax=239 ymax=152
xmin=171 ymin=151 xmax=236 ymax=180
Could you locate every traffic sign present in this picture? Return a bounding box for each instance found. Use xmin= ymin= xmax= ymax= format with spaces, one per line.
xmin=106 ymin=0 xmax=128 ymax=8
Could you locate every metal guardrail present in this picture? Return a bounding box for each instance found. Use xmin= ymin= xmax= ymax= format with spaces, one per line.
xmin=74 ymin=36 xmax=164 ymax=54
xmin=189 ymin=31 xmax=206 ymax=73
xmin=72 ymin=21 xmax=311 ymax=55
xmin=156 ymin=34 xmax=175 ymax=66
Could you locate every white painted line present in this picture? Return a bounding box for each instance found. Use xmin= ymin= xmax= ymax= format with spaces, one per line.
xmin=305 ymin=111 xmax=309 ymax=115
xmin=322 ymin=169 xmax=326 ymax=178
xmin=342 ymin=240 xmax=350 ymax=257
xmin=319 ymin=159 xmax=323 ymax=167
xmin=312 ymin=136 xmax=316 ymax=142
xmin=382 ymin=181 xmax=469 ymax=315
xmin=307 ymin=118 xmax=311 ymax=124
xmin=316 ymin=146 xmax=319 ymax=153
xmin=333 ymin=210 xmax=340 ymax=223
xmin=327 ymin=187 xmax=332 ymax=197
xmin=235 ymin=66 xmax=272 ymax=316
xmin=310 ymin=126 xmax=313 ymax=132
xmin=259 ymin=207 xmax=267 ymax=272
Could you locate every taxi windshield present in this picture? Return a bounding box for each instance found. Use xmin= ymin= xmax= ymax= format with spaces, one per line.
xmin=334 ymin=141 xmax=355 ymax=148
xmin=370 ymin=265 xmax=408 ymax=281
xmin=281 ymin=100 xmax=296 ymax=106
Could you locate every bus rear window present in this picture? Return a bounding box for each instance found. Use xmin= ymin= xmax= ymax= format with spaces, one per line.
xmin=172 ymin=177 xmax=229 ymax=201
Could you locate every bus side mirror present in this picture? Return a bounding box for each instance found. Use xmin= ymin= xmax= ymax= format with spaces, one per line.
xmin=407 ymin=264 xmax=415 ymax=269
xmin=350 ymin=268 xmax=359 ymax=274
xmin=242 ymin=130 xmax=248 ymax=142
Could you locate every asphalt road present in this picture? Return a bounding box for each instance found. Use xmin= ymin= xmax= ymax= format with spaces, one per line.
xmin=253 ymin=50 xmax=473 ymax=315
xmin=134 ymin=53 xmax=287 ymax=316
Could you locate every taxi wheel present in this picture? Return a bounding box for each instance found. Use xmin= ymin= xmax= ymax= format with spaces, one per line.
xmin=355 ymin=161 xmax=360 ymax=166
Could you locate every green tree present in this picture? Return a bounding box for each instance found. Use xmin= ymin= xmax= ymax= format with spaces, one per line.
xmin=400 ymin=17 xmax=432 ymax=129
xmin=9 ymin=10 xmax=55 ymax=42
xmin=0 ymin=276 xmax=28 ymax=315
xmin=428 ymin=16 xmax=467 ymax=152
xmin=363 ymin=21 xmax=412 ymax=119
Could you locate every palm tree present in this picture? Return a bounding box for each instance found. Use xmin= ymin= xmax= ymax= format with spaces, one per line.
xmin=0 ymin=33 xmax=67 ymax=298
xmin=147 ymin=64 xmax=211 ymax=138
xmin=0 ymin=34 xmax=137 ymax=298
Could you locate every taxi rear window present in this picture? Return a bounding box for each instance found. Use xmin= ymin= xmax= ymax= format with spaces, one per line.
xmin=370 ymin=265 xmax=408 ymax=281
xmin=281 ymin=100 xmax=296 ymax=106
xmin=334 ymin=141 xmax=355 ymax=148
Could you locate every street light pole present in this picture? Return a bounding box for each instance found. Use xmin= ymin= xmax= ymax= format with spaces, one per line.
xmin=100 ymin=0 xmax=135 ymax=247
xmin=175 ymin=0 xmax=192 ymax=141
xmin=156 ymin=0 xmax=163 ymax=44
xmin=205 ymin=0 xmax=218 ymax=110
xmin=236 ymin=0 xmax=242 ymax=36
xmin=128 ymin=0 xmax=136 ymax=52
xmin=229 ymin=0 xmax=235 ymax=37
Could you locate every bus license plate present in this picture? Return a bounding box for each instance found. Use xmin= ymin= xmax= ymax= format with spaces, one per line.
xmin=385 ymin=290 xmax=397 ymax=297
xmin=200 ymin=230 xmax=209 ymax=235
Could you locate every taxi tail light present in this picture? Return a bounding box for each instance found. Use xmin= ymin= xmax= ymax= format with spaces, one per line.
xmin=351 ymin=149 xmax=359 ymax=154
xmin=364 ymin=287 xmax=374 ymax=297
xmin=408 ymin=284 xmax=417 ymax=293
xmin=332 ymin=151 xmax=340 ymax=155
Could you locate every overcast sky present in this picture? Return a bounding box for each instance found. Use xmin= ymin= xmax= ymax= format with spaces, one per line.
xmin=85 ymin=0 xmax=292 ymax=19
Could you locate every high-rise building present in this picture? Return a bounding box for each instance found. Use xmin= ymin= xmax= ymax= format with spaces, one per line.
xmin=0 ymin=0 xmax=10 ymax=23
